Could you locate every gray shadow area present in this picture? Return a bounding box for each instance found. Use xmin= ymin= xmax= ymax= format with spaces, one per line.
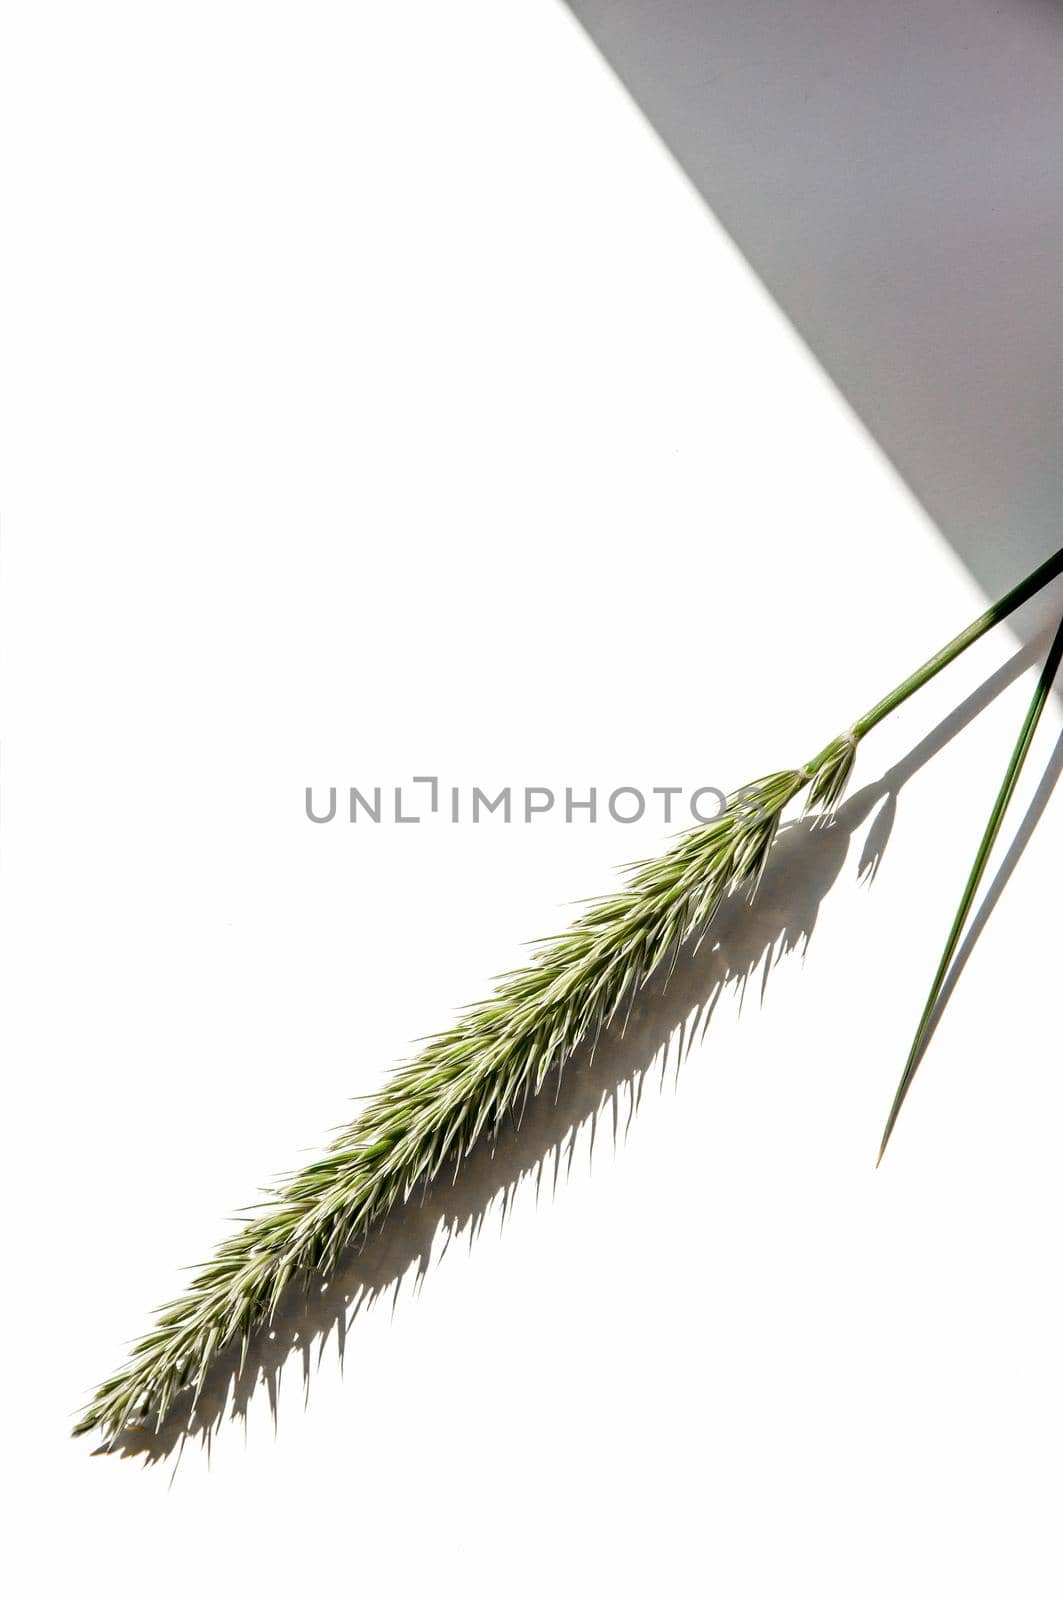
xmin=92 ymin=630 xmax=1057 ymax=1465
xmin=563 ymin=0 xmax=1063 ymax=642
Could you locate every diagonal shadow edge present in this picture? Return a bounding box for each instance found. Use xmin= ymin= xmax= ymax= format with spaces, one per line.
xmin=561 ymin=0 xmax=1063 ymax=662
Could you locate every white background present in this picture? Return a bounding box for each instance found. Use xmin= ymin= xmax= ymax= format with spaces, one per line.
xmin=2 ymin=4 xmax=1061 ymax=1596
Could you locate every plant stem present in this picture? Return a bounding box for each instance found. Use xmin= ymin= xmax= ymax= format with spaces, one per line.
xmin=877 ymin=604 xmax=1063 ymax=1163
xmin=853 ymin=546 xmax=1063 ymax=740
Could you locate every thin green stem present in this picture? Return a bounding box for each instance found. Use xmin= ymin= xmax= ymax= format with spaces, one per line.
xmin=851 ymin=546 xmax=1063 ymax=741
xmin=877 ymin=605 xmax=1063 ymax=1163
